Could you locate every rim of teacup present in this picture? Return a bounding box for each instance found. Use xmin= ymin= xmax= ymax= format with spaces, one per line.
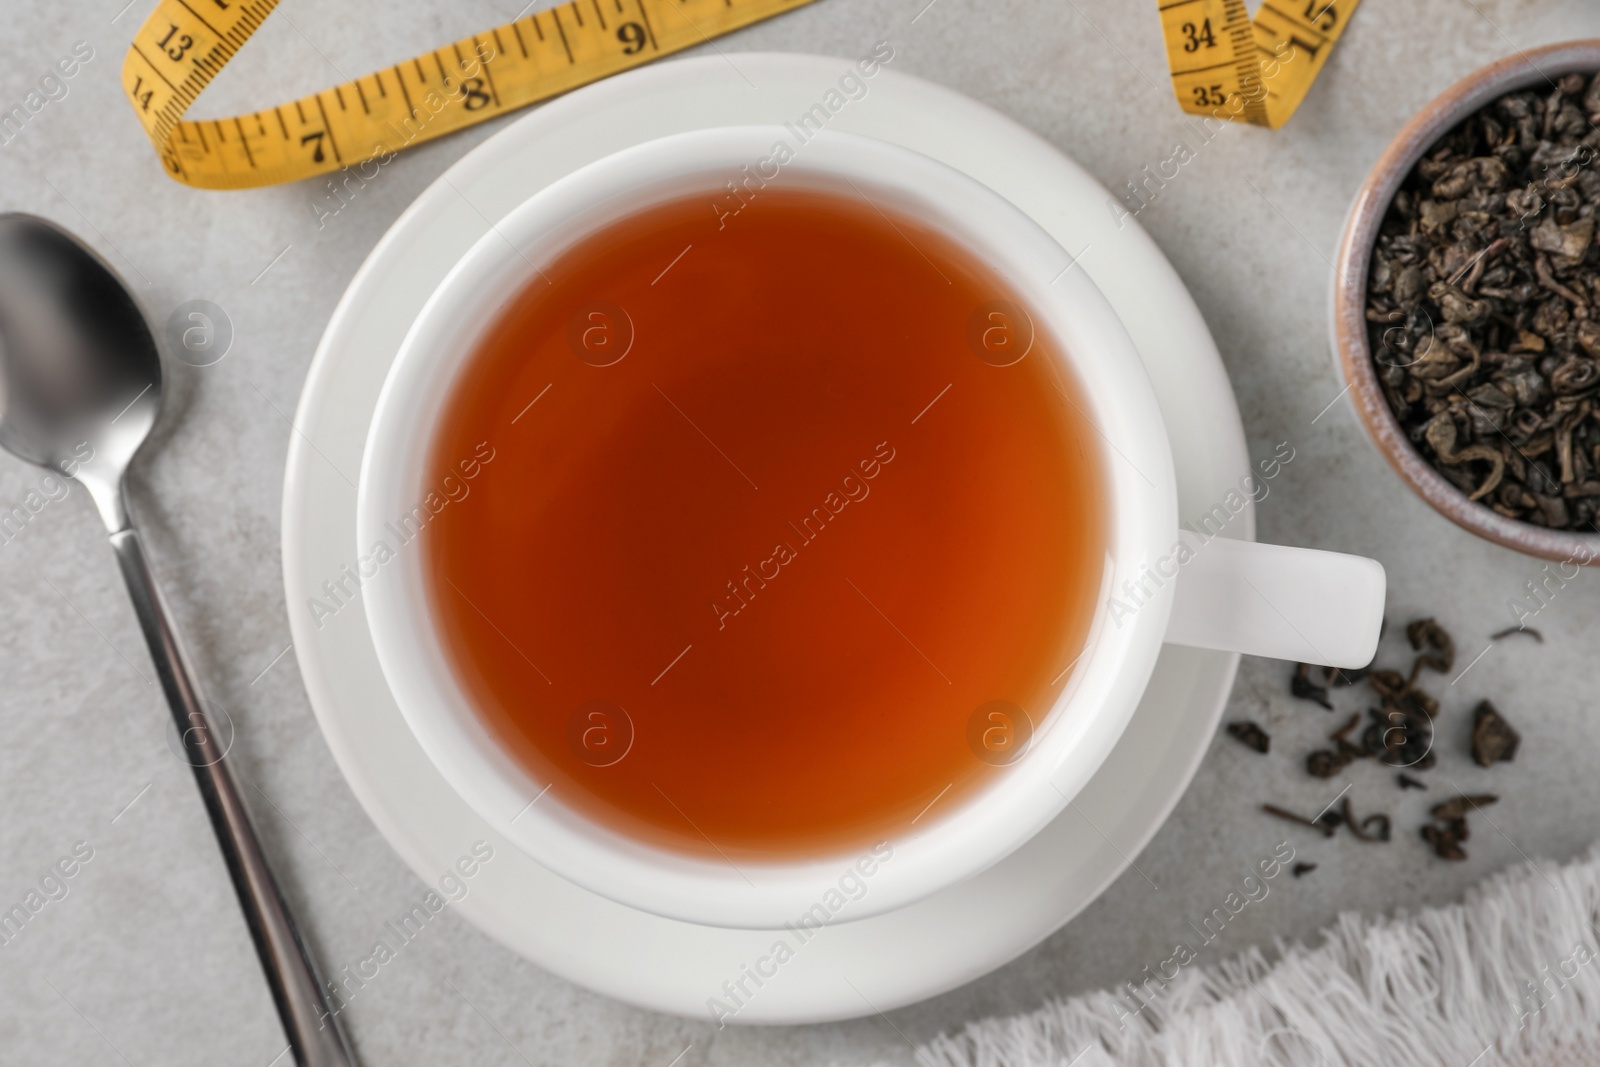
xmin=1331 ymin=39 xmax=1600 ymax=564
xmin=357 ymin=126 xmax=1177 ymax=929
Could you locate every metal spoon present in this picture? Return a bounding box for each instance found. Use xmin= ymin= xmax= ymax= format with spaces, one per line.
xmin=0 ymin=214 xmax=357 ymax=1067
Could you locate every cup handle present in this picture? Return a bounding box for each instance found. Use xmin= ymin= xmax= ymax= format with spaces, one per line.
xmin=1163 ymin=537 xmax=1385 ymax=669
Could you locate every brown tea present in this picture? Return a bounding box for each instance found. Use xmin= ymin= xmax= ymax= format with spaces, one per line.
xmin=421 ymin=183 xmax=1107 ymax=860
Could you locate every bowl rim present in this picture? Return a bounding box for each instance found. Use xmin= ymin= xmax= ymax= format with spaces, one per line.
xmin=1331 ymin=38 xmax=1600 ymax=564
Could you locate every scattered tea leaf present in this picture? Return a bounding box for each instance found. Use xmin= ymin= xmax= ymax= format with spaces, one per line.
xmin=1307 ymin=748 xmax=1355 ymax=778
xmin=1406 ymin=618 xmax=1456 ymax=673
xmin=1291 ymin=662 xmax=1333 ymax=710
xmin=1292 ymin=862 xmax=1318 ymax=878
xmin=1490 ymin=625 xmax=1544 ymax=642
xmin=1422 ymin=794 xmax=1498 ymax=861
xmin=1342 ymin=797 xmax=1392 ymax=842
xmin=1227 ymin=720 xmax=1271 ymax=754
xmin=1330 ymin=713 xmax=1361 ymax=743
xmin=1432 ymin=794 xmax=1498 ymax=821
xmin=1262 ymin=803 xmax=1336 ymax=837
xmin=1270 ymin=605 xmax=1522 ymax=868
xmin=1471 ymin=700 xmax=1521 ymax=766
xmin=1423 ymin=821 xmax=1470 ymax=861
xmin=1367 ymin=669 xmax=1410 ymax=702
xmin=1363 ymin=705 xmax=1436 ymax=769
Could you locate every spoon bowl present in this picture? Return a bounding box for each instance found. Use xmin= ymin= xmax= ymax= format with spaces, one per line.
xmin=0 ymin=214 xmax=160 ymax=528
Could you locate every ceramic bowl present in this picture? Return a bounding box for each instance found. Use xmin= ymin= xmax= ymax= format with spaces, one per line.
xmin=1332 ymin=39 xmax=1600 ymax=563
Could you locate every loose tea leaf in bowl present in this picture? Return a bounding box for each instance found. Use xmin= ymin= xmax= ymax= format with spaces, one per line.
xmin=1366 ymin=72 xmax=1600 ymax=530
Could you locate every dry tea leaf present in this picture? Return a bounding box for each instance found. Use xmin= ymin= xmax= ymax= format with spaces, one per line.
xmin=1307 ymin=748 xmax=1355 ymax=778
xmin=1367 ymin=669 xmax=1410 ymax=701
xmin=1432 ymin=794 xmax=1498 ymax=821
xmin=1291 ymin=662 xmax=1333 ymax=709
xmin=1423 ymin=821 xmax=1470 ymax=861
xmin=1423 ymin=795 xmax=1498 ymax=861
xmin=1471 ymin=700 xmax=1521 ymax=766
xmin=1359 ymin=815 xmax=1393 ymax=841
xmin=1263 ymin=803 xmax=1337 ymax=838
xmin=1227 ymin=721 xmax=1271 ymax=754
xmin=1343 ymin=797 xmax=1393 ymax=842
xmin=1363 ymin=705 xmax=1436 ymax=769
xmin=1406 ymin=617 xmax=1456 ymax=673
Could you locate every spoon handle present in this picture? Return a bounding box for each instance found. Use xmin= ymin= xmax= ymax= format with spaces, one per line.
xmin=109 ymin=527 xmax=358 ymax=1067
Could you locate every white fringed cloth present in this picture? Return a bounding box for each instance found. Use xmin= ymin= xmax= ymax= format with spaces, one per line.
xmin=917 ymin=849 xmax=1600 ymax=1067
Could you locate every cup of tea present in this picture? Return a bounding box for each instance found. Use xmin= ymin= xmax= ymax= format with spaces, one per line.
xmin=358 ymin=126 xmax=1384 ymax=928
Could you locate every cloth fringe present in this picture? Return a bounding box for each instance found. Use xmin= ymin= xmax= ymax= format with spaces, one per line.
xmin=916 ymin=847 xmax=1600 ymax=1067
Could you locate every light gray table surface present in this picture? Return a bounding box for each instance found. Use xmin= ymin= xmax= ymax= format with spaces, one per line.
xmin=4 ymin=1 xmax=1600 ymax=1064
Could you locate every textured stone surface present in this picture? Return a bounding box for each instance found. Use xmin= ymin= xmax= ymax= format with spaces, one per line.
xmin=2 ymin=2 xmax=1599 ymax=1064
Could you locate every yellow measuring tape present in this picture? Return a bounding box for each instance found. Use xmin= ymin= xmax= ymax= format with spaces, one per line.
xmin=1157 ymin=0 xmax=1359 ymax=128
xmin=121 ymin=0 xmax=1356 ymax=189
xmin=121 ymin=0 xmax=814 ymax=189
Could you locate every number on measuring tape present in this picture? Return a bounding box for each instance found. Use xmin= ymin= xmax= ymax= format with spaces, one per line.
xmin=121 ymin=0 xmax=817 ymax=189
xmin=1156 ymin=0 xmax=1362 ymax=129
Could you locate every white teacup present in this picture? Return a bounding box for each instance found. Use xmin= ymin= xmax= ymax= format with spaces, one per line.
xmin=358 ymin=127 xmax=1384 ymax=929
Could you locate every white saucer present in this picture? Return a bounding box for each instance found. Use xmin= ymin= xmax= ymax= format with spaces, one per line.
xmin=283 ymin=53 xmax=1251 ymax=1024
